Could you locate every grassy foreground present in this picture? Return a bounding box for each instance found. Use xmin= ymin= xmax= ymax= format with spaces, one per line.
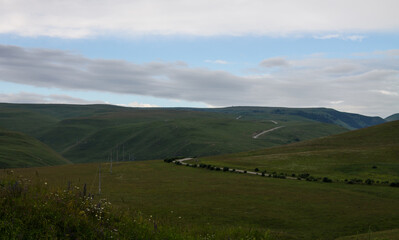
xmin=3 ymin=160 xmax=399 ymax=239
xmin=0 ymin=173 xmax=273 ymax=240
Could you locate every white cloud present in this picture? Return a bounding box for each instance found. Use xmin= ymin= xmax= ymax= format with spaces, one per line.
xmin=1 ymin=44 xmax=399 ymax=117
xmin=313 ymin=34 xmax=341 ymax=40
xmin=205 ymin=60 xmax=229 ymax=64
xmin=126 ymin=102 xmax=159 ymax=108
xmin=373 ymin=90 xmax=399 ymax=96
xmin=313 ymin=34 xmax=366 ymax=41
xmin=329 ymin=100 xmax=344 ymax=104
xmin=0 ymin=0 xmax=398 ymax=38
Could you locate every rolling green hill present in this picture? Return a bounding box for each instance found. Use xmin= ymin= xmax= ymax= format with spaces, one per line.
xmin=0 ymin=128 xmax=70 ymax=168
xmin=0 ymin=103 xmax=385 ymax=163
xmin=386 ymin=113 xmax=399 ymax=122
xmin=200 ymin=120 xmax=399 ymax=181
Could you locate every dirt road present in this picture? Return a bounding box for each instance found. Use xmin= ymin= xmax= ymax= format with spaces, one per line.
xmin=252 ymin=126 xmax=284 ymax=139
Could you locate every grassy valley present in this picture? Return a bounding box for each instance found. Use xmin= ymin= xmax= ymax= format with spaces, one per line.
xmin=0 ymin=128 xmax=70 ymax=168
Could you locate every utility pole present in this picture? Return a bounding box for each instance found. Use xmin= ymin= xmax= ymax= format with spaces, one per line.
xmin=98 ymin=163 xmax=101 ymax=195
xmin=110 ymin=152 xmax=113 ymax=173
xmin=123 ymin=144 xmax=125 ymax=161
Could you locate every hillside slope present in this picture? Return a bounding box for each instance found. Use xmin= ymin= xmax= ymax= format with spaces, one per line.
xmin=386 ymin=113 xmax=399 ymax=122
xmin=0 ymin=129 xmax=70 ymax=168
xmin=201 ymin=120 xmax=399 ymax=181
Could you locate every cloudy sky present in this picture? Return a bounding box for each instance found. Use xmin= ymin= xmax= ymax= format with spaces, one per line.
xmin=0 ymin=0 xmax=398 ymax=117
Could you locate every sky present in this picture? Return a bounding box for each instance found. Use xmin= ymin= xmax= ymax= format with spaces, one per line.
xmin=0 ymin=0 xmax=398 ymax=117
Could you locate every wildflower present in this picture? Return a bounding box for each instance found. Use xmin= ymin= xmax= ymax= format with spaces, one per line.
xmin=44 ymin=182 xmax=47 ymax=185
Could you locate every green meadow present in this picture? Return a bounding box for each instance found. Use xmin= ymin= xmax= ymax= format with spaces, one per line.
xmin=4 ymin=159 xmax=399 ymax=240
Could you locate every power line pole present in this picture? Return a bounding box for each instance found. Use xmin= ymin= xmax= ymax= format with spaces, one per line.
xmin=98 ymin=163 xmax=101 ymax=195
xmin=110 ymin=153 xmax=112 ymax=173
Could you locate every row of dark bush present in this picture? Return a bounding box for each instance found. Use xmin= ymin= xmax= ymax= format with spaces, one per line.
xmin=164 ymin=158 xmax=399 ymax=188
xmin=343 ymin=178 xmax=399 ymax=187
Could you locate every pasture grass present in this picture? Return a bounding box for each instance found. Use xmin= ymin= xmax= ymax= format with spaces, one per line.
xmin=4 ymin=160 xmax=399 ymax=239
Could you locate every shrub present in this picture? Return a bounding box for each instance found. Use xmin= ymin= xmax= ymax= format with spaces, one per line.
xmin=365 ymin=179 xmax=374 ymax=185
xmin=299 ymin=173 xmax=310 ymax=179
xmin=322 ymin=177 xmax=332 ymax=183
xmin=223 ymin=167 xmax=229 ymax=172
xmin=254 ymin=168 xmax=259 ymax=172
xmin=390 ymin=182 xmax=399 ymax=188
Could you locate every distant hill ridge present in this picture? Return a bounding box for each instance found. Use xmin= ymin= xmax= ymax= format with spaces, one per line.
xmin=190 ymin=106 xmax=385 ymax=130
xmin=0 ymin=103 xmax=387 ymax=164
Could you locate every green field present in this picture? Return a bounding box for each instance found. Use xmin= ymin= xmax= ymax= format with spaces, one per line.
xmin=0 ymin=128 xmax=70 ymax=168
xmin=4 ymin=160 xmax=399 ymax=240
xmin=199 ymin=121 xmax=399 ymax=182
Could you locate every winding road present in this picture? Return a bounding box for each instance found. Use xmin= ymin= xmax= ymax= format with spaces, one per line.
xmin=252 ymin=126 xmax=285 ymax=139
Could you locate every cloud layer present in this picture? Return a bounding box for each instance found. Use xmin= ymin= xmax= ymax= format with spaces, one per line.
xmin=0 ymin=44 xmax=398 ymax=117
xmin=1 ymin=0 xmax=398 ymax=38
xmin=0 ymin=92 xmax=104 ymax=105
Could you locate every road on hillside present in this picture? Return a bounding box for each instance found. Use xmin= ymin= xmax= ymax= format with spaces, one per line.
xmin=252 ymin=126 xmax=284 ymax=139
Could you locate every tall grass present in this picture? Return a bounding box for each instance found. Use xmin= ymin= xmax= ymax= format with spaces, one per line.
xmin=0 ymin=172 xmax=276 ymax=240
